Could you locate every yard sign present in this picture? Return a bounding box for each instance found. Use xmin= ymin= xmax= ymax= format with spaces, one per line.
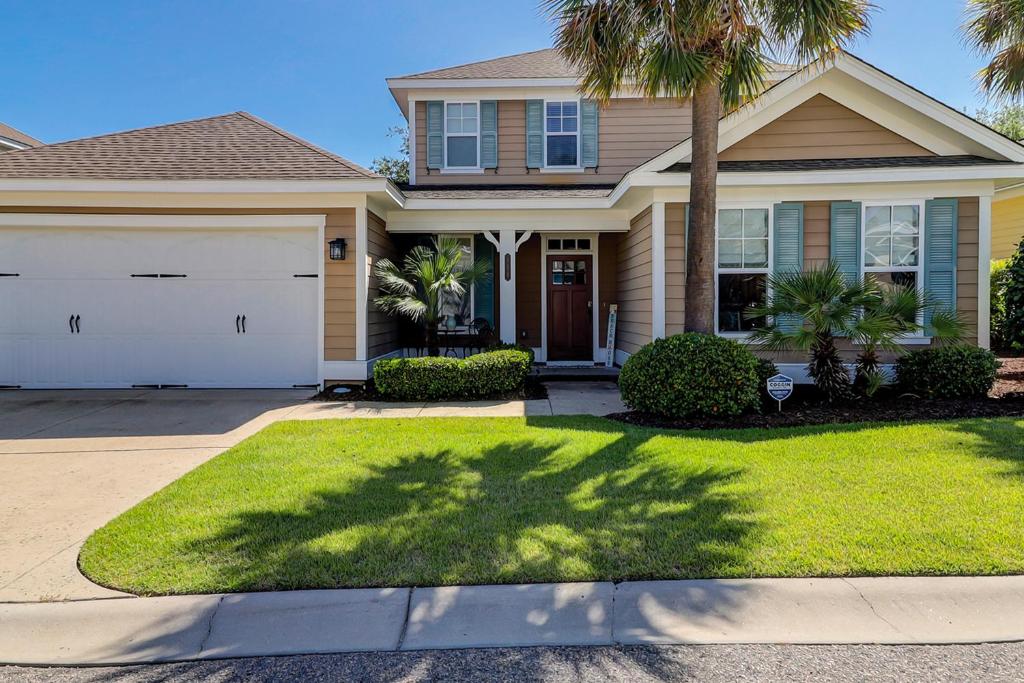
xmin=766 ymin=373 xmax=794 ymax=412
xmin=605 ymin=304 xmax=618 ymax=368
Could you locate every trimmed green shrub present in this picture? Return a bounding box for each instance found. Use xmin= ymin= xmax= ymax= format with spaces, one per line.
xmin=619 ymin=333 xmax=762 ymax=418
xmin=487 ymin=342 xmax=536 ymax=364
xmin=895 ymin=346 xmax=1000 ymax=399
xmin=374 ymin=349 xmax=532 ymax=401
xmin=1003 ymin=239 xmax=1024 ymax=353
xmin=991 ymin=258 xmax=1011 ymax=350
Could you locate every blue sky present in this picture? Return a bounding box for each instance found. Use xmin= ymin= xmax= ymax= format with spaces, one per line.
xmin=2 ymin=0 xmax=993 ymax=168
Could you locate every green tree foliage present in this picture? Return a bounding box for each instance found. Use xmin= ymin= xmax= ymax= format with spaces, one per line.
xmin=978 ymin=105 xmax=1024 ymax=140
xmin=370 ymin=126 xmax=409 ymax=184
xmin=1002 ymin=238 xmax=1024 ymax=352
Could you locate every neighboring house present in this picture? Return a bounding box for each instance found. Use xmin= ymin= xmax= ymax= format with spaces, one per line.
xmin=1 ymin=49 xmax=1023 ymax=389
xmin=993 ymin=186 xmax=1024 ymax=258
xmin=0 ymin=122 xmax=42 ymax=152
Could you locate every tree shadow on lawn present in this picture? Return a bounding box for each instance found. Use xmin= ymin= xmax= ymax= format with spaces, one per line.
xmin=180 ymin=428 xmax=760 ymax=593
xmin=946 ymin=417 xmax=1024 ymax=479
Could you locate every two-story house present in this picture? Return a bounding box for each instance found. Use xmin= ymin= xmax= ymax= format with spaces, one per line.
xmin=0 ymin=49 xmax=1022 ymax=388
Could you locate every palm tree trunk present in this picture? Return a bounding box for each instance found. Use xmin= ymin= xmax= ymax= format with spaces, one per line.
xmin=685 ymin=80 xmax=722 ymax=334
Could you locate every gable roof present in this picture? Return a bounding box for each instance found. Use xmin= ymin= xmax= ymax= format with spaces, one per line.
xmin=0 ymin=122 xmax=42 ymax=150
xmin=394 ymin=48 xmax=576 ymax=81
xmin=0 ymin=112 xmax=378 ymax=180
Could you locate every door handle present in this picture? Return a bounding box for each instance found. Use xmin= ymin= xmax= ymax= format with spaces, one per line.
xmin=75 ymin=315 xmax=81 ymax=334
xmin=236 ymin=315 xmax=241 ymax=334
xmin=241 ymin=315 xmax=246 ymax=334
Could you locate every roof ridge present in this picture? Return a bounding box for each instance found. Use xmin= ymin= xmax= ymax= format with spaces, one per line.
xmin=393 ymin=47 xmax=560 ymax=79
xmin=0 ymin=112 xmax=245 ymax=157
xmin=234 ymin=111 xmax=379 ymax=178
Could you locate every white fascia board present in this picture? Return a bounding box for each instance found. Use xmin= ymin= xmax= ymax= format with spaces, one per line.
xmin=0 ymin=177 xmax=403 ymax=197
xmin=627 ymin=165 xmax=1021 ymax=188
xmin=385 ymin=208 xmax=629 ymax=233
xmin=401 ymin=196 xmax=612 ymax=211
xmin=647 ymin=180 xmax=995 ymax=204
xmin=0 ymin=213 xmax=327 ymax=229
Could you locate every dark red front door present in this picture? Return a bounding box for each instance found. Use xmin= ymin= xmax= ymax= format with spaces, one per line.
xmin=547 ymin=255 xmax=592 ymax=360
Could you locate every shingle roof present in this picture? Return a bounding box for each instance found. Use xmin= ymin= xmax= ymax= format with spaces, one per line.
xmin=0 ymin=122 xmax=42 ymax=149
xmin=660 ymin=155 xmax=1016 ymax=173
xmin=0 ymin=112 xmax=378 ymax=180
xmin=400 ymin=183 xmax=615 ymax=199
xmin=394 ymin=48 xmax=577 ymax=80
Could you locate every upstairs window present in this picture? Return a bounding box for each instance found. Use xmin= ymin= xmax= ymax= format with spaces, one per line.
xmin=716 ymin=207 xmax=770 ymax=334
xmin=445 ymin=102 xmax=478 ymax=169
xmin=545 ymin=100 xmax=579 ymax=167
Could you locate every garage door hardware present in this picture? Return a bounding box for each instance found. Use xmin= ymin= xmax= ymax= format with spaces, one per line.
xmin=0 ymin=385 xmax=21 ymax=389
xmin=130 ymin=273 xmax=189 ymax=278
xmin=131 ymin=384 xmax=190 ymax=389
xmin=68 ymin=314 xmax=81 ymax=334
xmin=0 ymin=273 xmax=19 ymax=277
xmin=235 ymin=314 xmax=247 ymax=334
xmin=293 ymin=273 xmax=318 ymax=278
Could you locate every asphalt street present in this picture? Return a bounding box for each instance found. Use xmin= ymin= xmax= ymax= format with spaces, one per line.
xmin=3 ymin=643 xmax=1024 ymax=682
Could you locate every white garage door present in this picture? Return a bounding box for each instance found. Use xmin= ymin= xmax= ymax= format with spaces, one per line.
xmin=0 ymin=224 xmax=320 ymax=389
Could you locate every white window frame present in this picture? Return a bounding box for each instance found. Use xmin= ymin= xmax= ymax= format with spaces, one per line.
xmin=543 ymin=98 xmax=582 ymax=170
xmin=443 ymin=101 xmax=481 ymax=172
xmin=860 ymin=199 xmax=927 ymax=328
xmin=438 ymin=233 xmax=476 ymax=332
xmin=714 ymin=203 xmax=774 ymax=338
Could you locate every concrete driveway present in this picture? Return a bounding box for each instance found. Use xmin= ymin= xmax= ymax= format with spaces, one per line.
xmin=0 ymin=389 xmax=311 ymax=603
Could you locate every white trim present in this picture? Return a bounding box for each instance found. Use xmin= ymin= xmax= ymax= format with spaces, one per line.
xmin=408 ymin=97 xmax=417 ymax=185
xmin=497 ymin=229 xmax=517 ymax=344
xmin=651 ymin=202 xmax=666 ymax=339
xmin=0 ymin=213 xmax=327 ymax=230
xmin=979 ymin=195 xmax=993 ymax=349
xmin=539 ymin=232 xmax=599 ymax=362
xmin=439 ymin=168 xmax=485 ymax=175
xmin=542 ymin=98 xmax=582 ymax=170
xmin=0 ymin=178 xmax=405 ymax=199
xmin=317 ymin=223 xmax=326 ymax=388
xmin=593 ymin=236 xmax=601 ymax=361
xmin=355 ymin=208 xmax=368 ymax=361
xmin=714 ymin=203 xmax=774 ymax=335
xmin=0 ymin=137 xmax=30 ymax=151
xmin=860 ymin=200 xmax=927 ymax=328
xmin=322 ymin=350 xmax=402 ymax=382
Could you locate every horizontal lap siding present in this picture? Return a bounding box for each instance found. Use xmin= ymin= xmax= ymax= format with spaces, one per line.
xmin=414 ymin=98 xmax=691 ymax=185
xmin=993 ymin=194 xmax=1024 ymax=260
xmin=956 ymin=197 xmax=979 ymax=347
xmin=616 ymin=207 xmax=653 ymax=354
xmin=665 ymin=202 xmax=686 ymax=335
xmin=720 ymin=94 xmax=934 ymax=161
xmin=324 ymin=208 xmax=357 ymax=361
xmin=365 ymin=210 xmax=399 ymax=359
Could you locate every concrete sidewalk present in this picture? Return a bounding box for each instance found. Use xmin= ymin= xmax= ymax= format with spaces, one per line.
xmin=3 ymin=576 xmax=1024 ymax=665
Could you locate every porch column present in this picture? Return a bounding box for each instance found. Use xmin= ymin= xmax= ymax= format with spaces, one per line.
xmin=485 ymin=229 xmax=532 ymax=344
xmin=651 ymin=201 xmax=667 ymax=339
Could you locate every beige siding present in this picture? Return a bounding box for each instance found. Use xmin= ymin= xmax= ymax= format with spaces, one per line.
xmin=665 ymin=202 xmax=687 ymax=335
xmin=721 ymin=94 xmax=934 ymax=161
xmin=414 ymin=98 xmax=691 ymax=186
xmin=323 ymin=208 xmax=357 ymax=361
xmin=957 ymin=197 xmax=980 ymax=347
xmin=803 ymin=201 xmax=831 ymax=270
xmin=993 ymin=194 xmax=1024 ymax=260
xmin=616 ymin=207 xmax=653 ymax=354
xmin=516 ymin=234 xmax=543 ymax=346
xmin=365 ymin=210 xmax=399 ymax=359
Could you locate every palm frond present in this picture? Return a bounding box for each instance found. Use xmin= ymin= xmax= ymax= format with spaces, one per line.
xmin=963 ymin=0 xmax=1024 ymax=99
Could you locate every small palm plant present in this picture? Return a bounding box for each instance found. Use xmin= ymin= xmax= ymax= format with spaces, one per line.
xmin=373 ymin=236 xmax=490 ymax=356
xmin=748 ymin=261 xmax=965 ymax=401
xmin=748 ymin=262 xmax=874 ymax=402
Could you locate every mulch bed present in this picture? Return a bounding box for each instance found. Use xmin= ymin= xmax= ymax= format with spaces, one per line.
xmin=313 ymin=375 xmax=548 ymax=403
xmin=608 ymin=357 xmax=1024 ymax=431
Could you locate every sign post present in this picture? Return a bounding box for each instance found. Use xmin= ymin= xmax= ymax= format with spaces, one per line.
xmin=766 ymin=373 xmax=794 ymax=412
xmin=604 ymin=304 xmax=618 ymax=368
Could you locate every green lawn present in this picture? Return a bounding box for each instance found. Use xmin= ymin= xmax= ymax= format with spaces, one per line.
xmin=79 ymin=416 xmax=1024 ymax=595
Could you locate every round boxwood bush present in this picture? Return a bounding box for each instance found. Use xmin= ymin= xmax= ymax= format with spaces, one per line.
xmin=895 ymin=346 xmax=1000 ymax=399
xmin=619 ymin=333 xmax=762 ymax=418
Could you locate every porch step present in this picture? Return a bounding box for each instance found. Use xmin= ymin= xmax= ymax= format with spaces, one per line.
xmin=534 ymin=365 xmax=620 ymax=382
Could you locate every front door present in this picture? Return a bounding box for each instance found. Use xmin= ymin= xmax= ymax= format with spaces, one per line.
xmin=546 ymin=255 xmax=592 ymax=361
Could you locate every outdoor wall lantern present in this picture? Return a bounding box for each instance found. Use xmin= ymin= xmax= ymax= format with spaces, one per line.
xmin=328 ymin=237 xmax=347 ymax=261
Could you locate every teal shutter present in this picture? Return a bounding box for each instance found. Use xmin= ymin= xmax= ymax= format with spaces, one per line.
xmin=426 ymin=101 xmax=443 ymax=169
xmin=773 ymin=203 xmax=804 ymax=332
xmin=526 ymin=100 xmax=544 ymax=168
xmin=581 ymin=99 xmax=599 ymax=168
xmin=924 ymin=198 xmax=959 ymax=333
xmin=830 ymin=201 xmax=862 ymax=284
xmin=480 ymin=101 xmax=498 ymax=169
xmin=473 ymin=235 xmax=496 ymax=325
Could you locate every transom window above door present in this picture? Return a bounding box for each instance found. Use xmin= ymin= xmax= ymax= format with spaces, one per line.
xmin=445 ymin=102 xmax=478 ymax=168
xmin=863 ymin=204 xmax=922 ymax=291
xmin=545 ymin=101 xmax=579 ymax=167
xmin=547 ymin=237 xmax=590 ymax=251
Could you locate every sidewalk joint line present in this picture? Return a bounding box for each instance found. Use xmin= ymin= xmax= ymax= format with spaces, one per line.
xmin=197 ymin=595 xmax=225 ymax=654
xmin=396 ymin=587 xmax=414 ymax=651
xmin=841 ymin=578 xmax=914 ymax=642
xmin=610 ymin=582 xmax=618 ymax=644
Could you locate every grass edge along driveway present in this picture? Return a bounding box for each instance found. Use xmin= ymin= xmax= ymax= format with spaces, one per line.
xmin=79 ymin=415 xmax=1024 ymax=595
